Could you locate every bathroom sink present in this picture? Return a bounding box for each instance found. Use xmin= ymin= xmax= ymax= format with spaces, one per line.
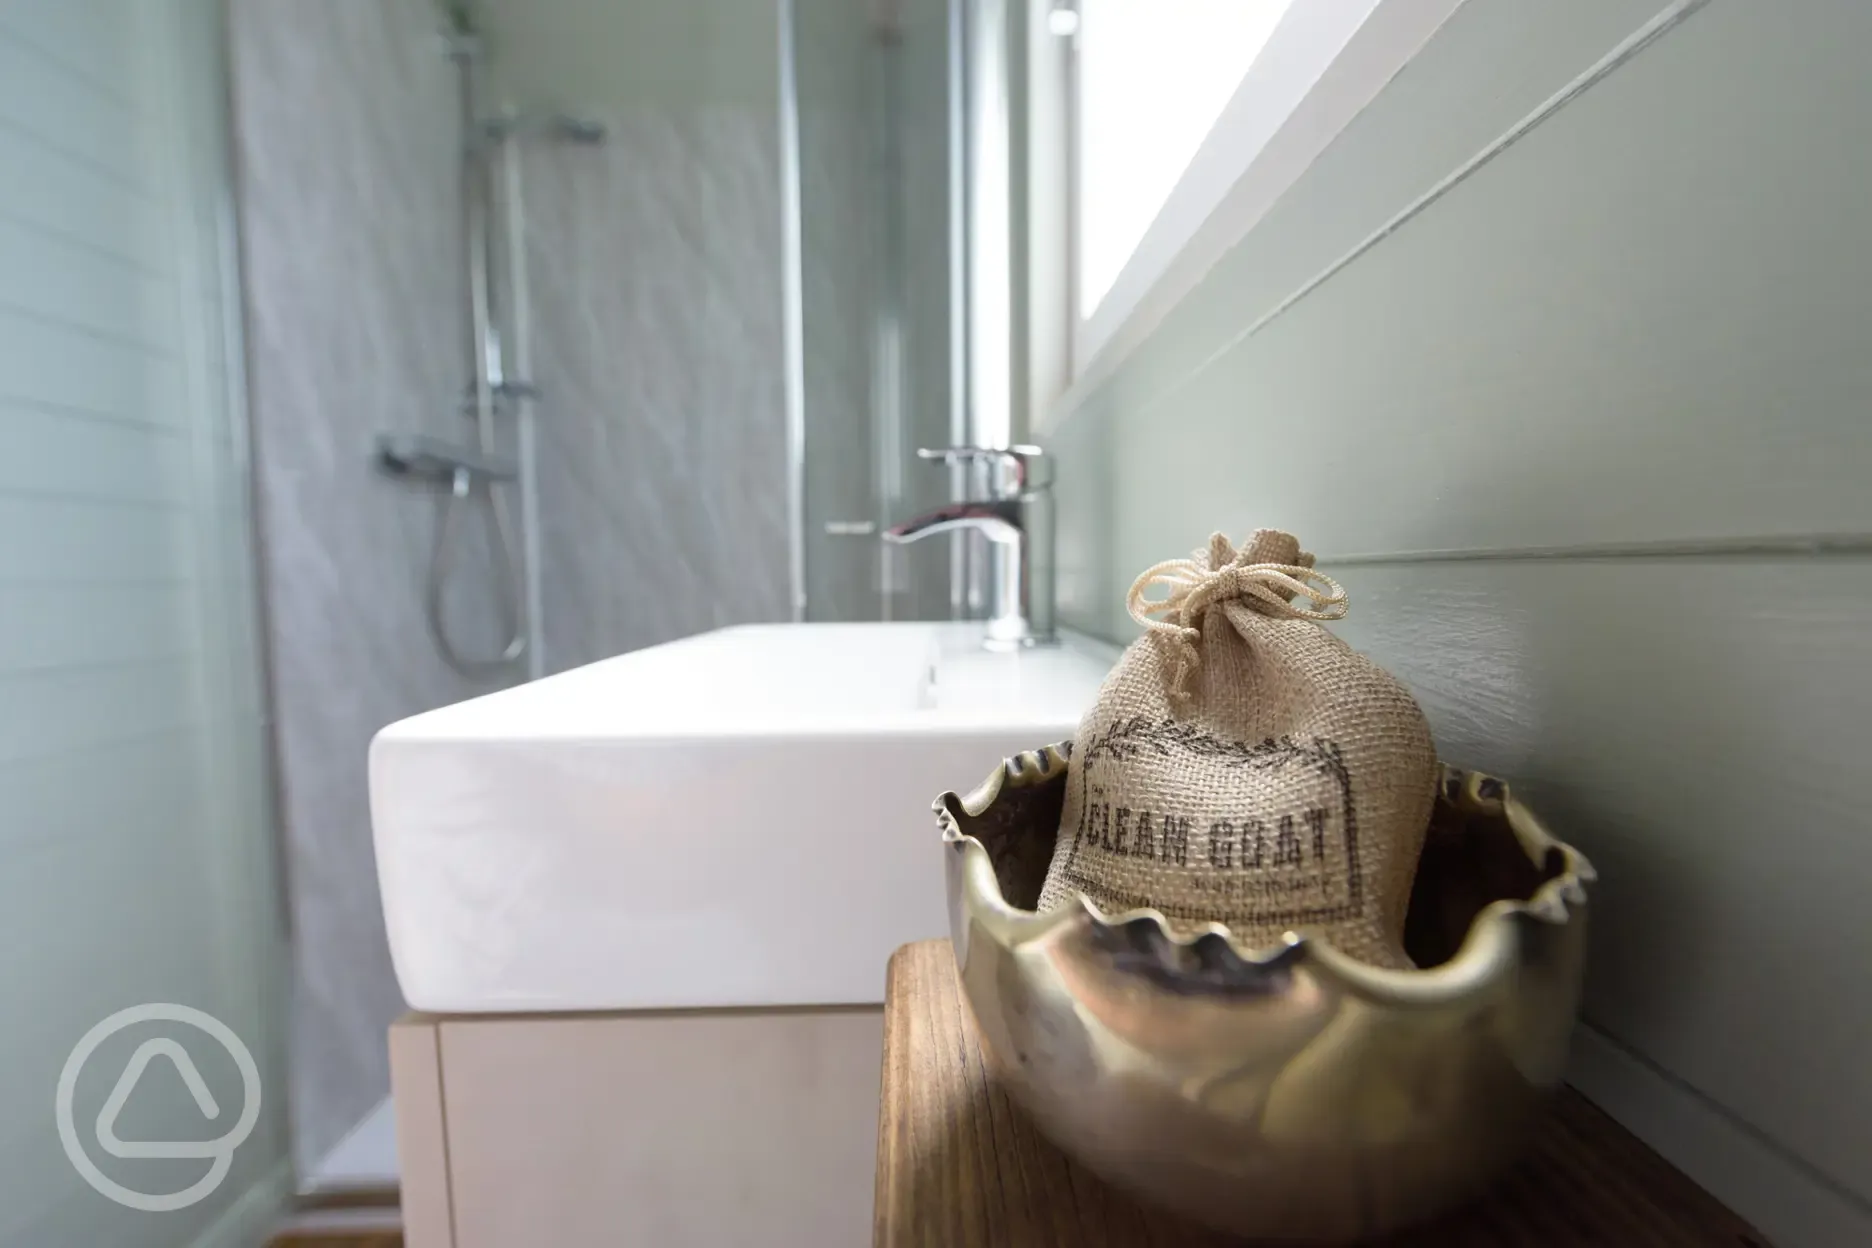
xmin=368 ymin=623 xmax=1116 ymax=1013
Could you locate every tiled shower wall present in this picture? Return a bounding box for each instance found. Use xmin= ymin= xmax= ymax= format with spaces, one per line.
xmin=228 ymin=0 xmax=510 ymax=1169
xmin=481 ymin=0 xmax=793 ymax=669
xmin=517 ymin=116 xmax=792 ymax=669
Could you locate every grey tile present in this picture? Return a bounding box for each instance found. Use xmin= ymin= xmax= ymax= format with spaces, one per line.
xmin=522 ymin=110 xmax=791 ymax=663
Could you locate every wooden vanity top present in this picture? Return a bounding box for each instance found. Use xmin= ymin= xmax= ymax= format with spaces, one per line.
xmin=873 ymin=939 xmax=1767 ymax=1247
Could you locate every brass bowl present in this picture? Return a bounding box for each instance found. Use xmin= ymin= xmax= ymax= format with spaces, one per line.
xmin=935 ymin=744 xmax=1595 ymax=1243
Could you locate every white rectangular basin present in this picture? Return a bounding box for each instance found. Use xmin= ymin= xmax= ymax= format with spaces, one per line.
xmin=369 ymin=623 xmax=1115 ymax=1013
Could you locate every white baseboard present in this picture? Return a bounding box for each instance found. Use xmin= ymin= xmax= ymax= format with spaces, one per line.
xmin=189 ymin=1159 xmax=295 ymax=1248
xmin=1569 ymin=1024 xmax=1870 ymax=1248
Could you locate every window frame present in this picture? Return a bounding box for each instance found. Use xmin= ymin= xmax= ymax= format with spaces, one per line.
xmin=1045 ymin=0 xmax=1466 ymax=410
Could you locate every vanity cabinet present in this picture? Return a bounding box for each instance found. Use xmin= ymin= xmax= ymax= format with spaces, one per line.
xmin=389 ymin=1006 xmax=882 ymax=1246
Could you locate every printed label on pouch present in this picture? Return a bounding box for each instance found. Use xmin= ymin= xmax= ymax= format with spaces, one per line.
xmin=1053 ymin=717 xmax=1363 ymax=927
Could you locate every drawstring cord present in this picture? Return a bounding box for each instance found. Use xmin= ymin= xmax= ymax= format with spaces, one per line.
xmin=1127 ymin=557 xmax=1348 ymax=702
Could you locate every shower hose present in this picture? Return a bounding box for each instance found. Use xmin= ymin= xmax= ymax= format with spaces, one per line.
xmin=427 ymin=464 xmax=527 ymax=674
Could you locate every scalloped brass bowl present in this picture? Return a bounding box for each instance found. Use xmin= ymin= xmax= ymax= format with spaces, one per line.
xmin=935 ymin=744 xmax=1595 ymax=1243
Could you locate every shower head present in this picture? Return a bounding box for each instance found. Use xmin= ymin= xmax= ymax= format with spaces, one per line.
xmin=475 ymin=111 xmax=606 ymax=150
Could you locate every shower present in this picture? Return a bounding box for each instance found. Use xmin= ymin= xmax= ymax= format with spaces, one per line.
xmin=377 ymin=16 xmax=605 ymax=677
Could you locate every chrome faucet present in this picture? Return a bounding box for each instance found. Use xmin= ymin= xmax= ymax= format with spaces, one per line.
xmin=884 ymin=446 xmax=1056 ymax=649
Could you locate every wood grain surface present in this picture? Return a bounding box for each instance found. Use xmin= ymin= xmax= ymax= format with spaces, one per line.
xmin=874 ymin=940 xmax=1769 ymax=1247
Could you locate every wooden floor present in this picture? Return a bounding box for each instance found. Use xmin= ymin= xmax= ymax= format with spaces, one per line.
xmin=268 ymin=1199 xmax=403 ymax=1248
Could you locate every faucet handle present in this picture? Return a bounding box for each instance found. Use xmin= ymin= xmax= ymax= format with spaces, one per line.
xmin=915 ymin=445 xmax=1052 ymax=493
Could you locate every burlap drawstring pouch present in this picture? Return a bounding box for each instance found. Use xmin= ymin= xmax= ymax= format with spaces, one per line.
xmin=1037 ymin=529 xmax=1438 ymax=967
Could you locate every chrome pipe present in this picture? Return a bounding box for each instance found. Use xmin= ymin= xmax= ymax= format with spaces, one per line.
xmin=438 ymin=33 xmax=527 ymax=674
xmin=962 ymin=0 xmax=1014 ymax=452
xmin=496 ymin=124 xmax=548 ymax=682
xmin=946 ymin=0 xmax=1029 ymax=622
xmin=945 ymin=0 xmax=973 ymax=617
xmin=778 ymin=0 xmax=809 ymax=622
